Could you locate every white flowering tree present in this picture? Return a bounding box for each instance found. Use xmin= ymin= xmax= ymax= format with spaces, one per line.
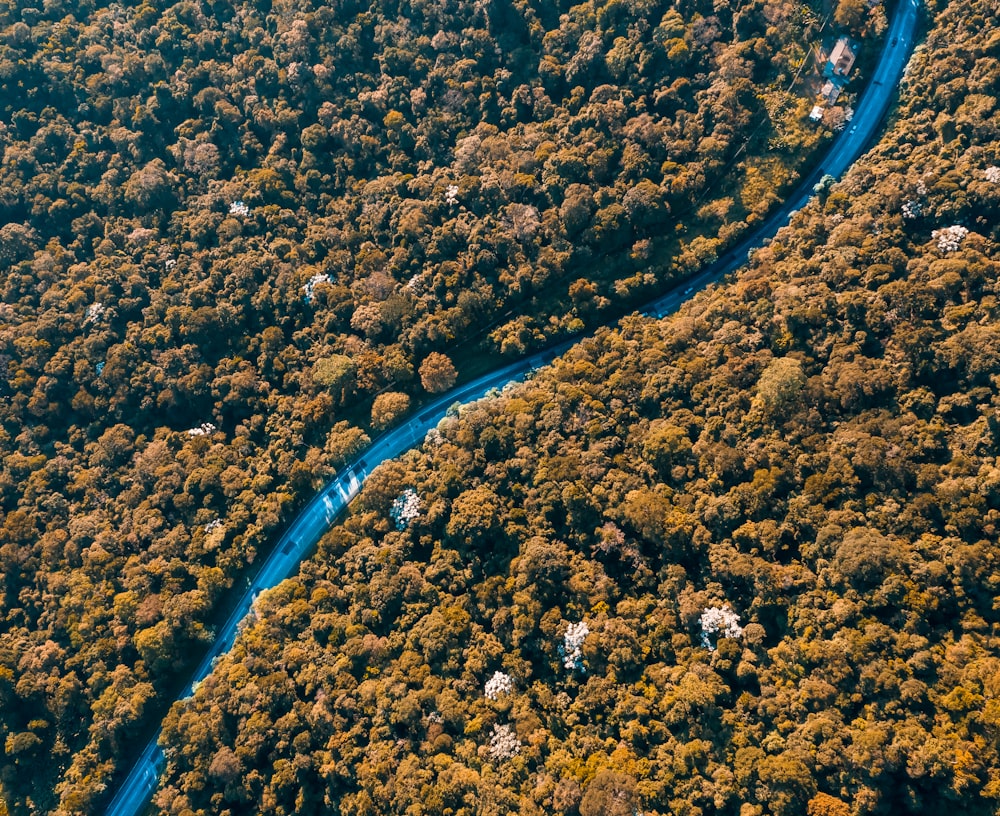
xmin=699 ymin=605 xmax=743 ymax=650
xmin=390 ymin=488 xmax=422 ymax=530
xmin=84 ymin=302 xmax=106 ymax=324
xmin=487 ymin=723 xmax=520 ymax=761
xmin=931 ymin=224 xmax=968 ymax=253
xmin=560 ymin=621 xmax=589 ymax=672
xmin=303 ymin=273 xmax=331 ymax=303
xmin=484 ymin=671 xmax=512 ymax=700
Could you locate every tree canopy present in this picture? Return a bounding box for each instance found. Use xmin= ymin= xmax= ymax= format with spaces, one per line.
xmin=2 ymin=0 xmax=997 ymax=812
xmin=144 ymin=0 xmax=1000 ymax=812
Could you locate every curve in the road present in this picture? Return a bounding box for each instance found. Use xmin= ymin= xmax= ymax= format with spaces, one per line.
xmin=103 ymin=5 xmax=920 ymax=814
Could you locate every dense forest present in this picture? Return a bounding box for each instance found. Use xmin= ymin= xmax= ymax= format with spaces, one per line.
xmin=0 ymin=0 xmax=878 ymax=810
xmin=132 ymin=0 xmax=1000 ymax=813
xmin=3 ymin=0 xmax=997 ymax=813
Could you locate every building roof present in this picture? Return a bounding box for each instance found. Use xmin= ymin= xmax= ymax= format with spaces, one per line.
xmin=828 ymin=37 xmax=857 ymax=76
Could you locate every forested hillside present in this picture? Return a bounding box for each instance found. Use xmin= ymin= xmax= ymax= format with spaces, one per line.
xmin=142 ymin=0 xmax=1000 ymax=813
xmin=0 ymin=0 xmax=870 ymax=811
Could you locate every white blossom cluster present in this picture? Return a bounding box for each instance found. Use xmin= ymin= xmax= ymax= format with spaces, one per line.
xmin=84 ymin=302 xmax=106 ymax=323
xmin=229 ymin=200 xmax=250 ymax=216
xmin=560 ymin=621 xmax=589 ymax=671
xmin=127 ymin=227 xmax=156 ymax=246
xmin=487 ymin=723 xmax=520 ymax=761
xmin=484 ymin=671 xmax=513 ymax=700
xmin=985 ymin=166 xmax=1000 ymax=184
xmin=901 ymin=199 xmax=923 ymax=220
xmin=186 ymin=422 xmax=217 ymax=437
xmin=444 ymin=184 xmax=459 ymax=206
xmin=405 ymin=273 xmax=425 ymax=294
xmin=700 ymin=605 xmax=743 ymax=650
xmin=390 ymin=488 xmax=422 ymax=530
xmin=932 ymin=224 xmax=969 ymax=253
xmin=303 ymin=273 xmax=331 ymax=303
xmin=204 ymin=518 xmax=223 ymax=533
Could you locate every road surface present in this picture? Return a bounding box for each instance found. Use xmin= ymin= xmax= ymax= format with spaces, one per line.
xmin=103 ymin=4 xmax=920 ymax=814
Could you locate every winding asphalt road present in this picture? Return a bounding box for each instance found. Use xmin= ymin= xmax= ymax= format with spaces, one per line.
xmin=104 ymin=3 xmax=920 ymax=814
